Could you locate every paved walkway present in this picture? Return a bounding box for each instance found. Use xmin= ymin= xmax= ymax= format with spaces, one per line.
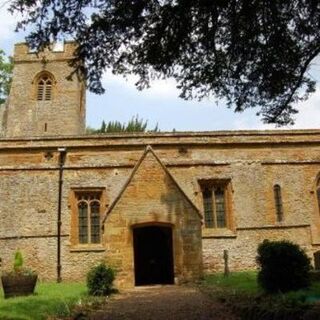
xmin=89 ymin=285 xmax=238 ymax=320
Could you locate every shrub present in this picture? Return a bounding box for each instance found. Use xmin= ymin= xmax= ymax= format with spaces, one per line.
xmin=2 ymin=250 xmax=37 ymax=277
xmin=86 ymin=262 xmax=115 ymax=296
xmin=13 ymin=250 xmax=24 ymax=272
xmin=256 ymin=240 xmax=311 ymax=293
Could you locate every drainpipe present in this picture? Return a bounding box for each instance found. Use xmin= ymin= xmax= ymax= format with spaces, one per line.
xmin=57 ymin=147 xmax=67 ymax=283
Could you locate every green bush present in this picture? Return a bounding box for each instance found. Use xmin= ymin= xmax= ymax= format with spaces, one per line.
xmin=86 ymin=262 xmax=115 ymax=296
xmin=13 ymin=250 xmax=24 ymax=272
xmin=256 ymin=240 xmax=311 ymax=293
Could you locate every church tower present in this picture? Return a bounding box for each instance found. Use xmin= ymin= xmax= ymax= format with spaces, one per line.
xmin=4 ymin=42 xmax=85 ymax=137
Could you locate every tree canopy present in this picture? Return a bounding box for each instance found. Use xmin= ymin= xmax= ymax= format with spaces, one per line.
xmin=10 ymin=0 xmax=320 ymax=125
xmin=0 ymin=50 xmax=13 ymax=105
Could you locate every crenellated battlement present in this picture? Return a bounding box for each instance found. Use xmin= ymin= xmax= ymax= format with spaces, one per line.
xmin=13 ymin=41 xmax=77 ymax=63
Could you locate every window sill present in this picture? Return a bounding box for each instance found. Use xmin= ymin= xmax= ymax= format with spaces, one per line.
xmin=69 ymin=245 xmax=106 ymax=252
xmin=202 ymin=228 xmax=236 ymax=239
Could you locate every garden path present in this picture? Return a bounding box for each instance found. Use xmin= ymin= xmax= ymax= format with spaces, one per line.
xmin=88 ymin=285 xmax=238 ymax=320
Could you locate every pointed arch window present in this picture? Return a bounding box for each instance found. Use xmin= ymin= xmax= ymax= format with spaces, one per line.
xmin=76 ymin=192 xmax=101 ymax=244
xmin=37 ymin=74 xmax=53 ymax=101
xmin=274 ymin=184 xmax=284 ymax=222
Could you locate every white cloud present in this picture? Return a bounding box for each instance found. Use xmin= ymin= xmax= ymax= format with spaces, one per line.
xmin=230 ymin=86 xmax=320 ymax=131
xmin=101 ymin=69 xmax=320 ymax=130
xmin=102 ymin=72 xmax=180 ymax=99
xmin=143 ymin=78 xmax=180 ymax=98
xmin=0 ymin=2 xmax=19 ymax=40
xmin=293 ymin=87 xmax=320 ymax=129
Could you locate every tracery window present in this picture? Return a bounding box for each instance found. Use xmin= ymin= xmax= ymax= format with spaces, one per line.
xmin=201 ymin=182 xmax=229 ymax=229
xmin=76 ymin=192 xmax=101 ymax=244
xmin=37 ymin=74 xmax=53 ymax=101
xmin=273 ymin=184 xmax=284 ymax=222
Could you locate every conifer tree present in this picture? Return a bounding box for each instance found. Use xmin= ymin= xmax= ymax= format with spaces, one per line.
xmin=87 ymin=116 xmax=159 ymax=134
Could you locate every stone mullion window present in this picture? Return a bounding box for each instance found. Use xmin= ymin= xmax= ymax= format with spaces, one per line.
xmin=273 ymin=184 xmax=284 ymax=222
xmin=211 ymin=189 xmax=218 ymax=228
xmin=90 ymin=201 xmax=101 ymax=244
xmin=203 ymin=188 xmax=215 ymax=228
xmin=202 ymin=184 xmax=227 ymax=229
xmin=215 ymin=187 xmax=226 ymax=228
xmin=78 ymin=201 xmax=88 ymax=243
xmin=76 ymin=193 xmax=101 ymax=244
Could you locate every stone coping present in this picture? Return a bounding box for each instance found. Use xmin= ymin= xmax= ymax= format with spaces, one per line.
xmin=1 ymin=128 xmax=320 ymax=140
xmin=0 ymin=129 xmax=319 ymax=149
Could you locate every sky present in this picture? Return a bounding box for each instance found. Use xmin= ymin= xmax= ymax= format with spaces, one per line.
xmin=0 ymin=2 xmax=319 ymax=131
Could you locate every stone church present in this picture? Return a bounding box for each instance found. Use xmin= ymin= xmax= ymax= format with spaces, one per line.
xmin=0 ymin=42 xmax=319 ymax=288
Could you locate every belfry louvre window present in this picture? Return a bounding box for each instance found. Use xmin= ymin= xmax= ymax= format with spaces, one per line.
xmin=274 ymin=184 xmax=284 ymax=222
xmin=37 ymin=75 xmax=52 ymax=101
xmin=76 ymin=192 xmax=101 ymax=244
xmin=201 ymin=182 xmax=228 ymax=228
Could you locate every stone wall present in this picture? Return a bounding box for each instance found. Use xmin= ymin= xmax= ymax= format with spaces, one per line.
xmin=4 ymin=42 xmax=85 ymax=138
xmin=103 ymin=149 xmax=202 ymax=287
xmin=0 ymin=130 xmax=319 ymax=286
xmin=202 ymin=226 xmax=312 ymax=272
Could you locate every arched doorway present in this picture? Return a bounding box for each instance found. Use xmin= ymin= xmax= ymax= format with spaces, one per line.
xmin=133 ymin=225 xmax=174 ymax=286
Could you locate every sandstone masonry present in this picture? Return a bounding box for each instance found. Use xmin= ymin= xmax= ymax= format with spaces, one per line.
xmin=2 ymin=42 xmax=85 ymax=138
xmin=0 ymin=43 xmax=319 ymax=288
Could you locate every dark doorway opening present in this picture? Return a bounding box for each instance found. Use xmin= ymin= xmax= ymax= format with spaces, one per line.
xmin=133 ymin=225 xmax=174 ymax=286
xmin=314 ymin=251 xmax=320 ymax=270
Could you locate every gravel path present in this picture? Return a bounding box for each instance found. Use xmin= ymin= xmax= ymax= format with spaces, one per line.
xmin=88 ymin=285 xmax=238 ymax=320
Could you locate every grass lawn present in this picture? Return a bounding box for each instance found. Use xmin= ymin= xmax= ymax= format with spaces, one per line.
xmin=203 ymin=271 xmax=260 ymax=295
xmin=0 ymin=282 xmax=87 ymax=320
xmin=202 ymin=271 xmax=320 ymax=301
xmin=202 ymin=272 xmax=320 ymax=318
